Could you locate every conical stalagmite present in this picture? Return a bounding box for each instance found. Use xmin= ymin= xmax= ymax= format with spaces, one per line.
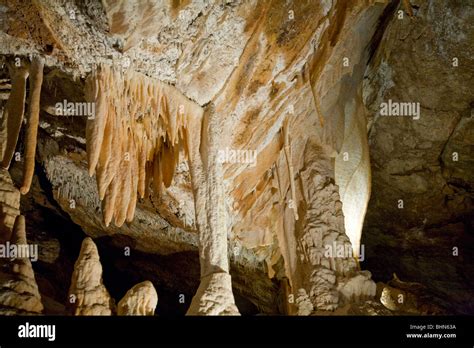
xmin=117 ymin=281 xmax=158 ymax=316
xmin=0 ymin=215 xmax=44 ymax=315
xmin=0 ymin=168 xmax=20 ymax=242
xmin=68 ymin=237 xmax=115 ymax=315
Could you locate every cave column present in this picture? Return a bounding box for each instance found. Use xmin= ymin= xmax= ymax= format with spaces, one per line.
xmin=185 ymin=105 xmax=239 ymax=315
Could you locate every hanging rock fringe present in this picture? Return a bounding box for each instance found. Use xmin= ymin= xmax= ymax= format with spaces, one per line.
xmin=85 ymin=64 xmax=203 ymax=227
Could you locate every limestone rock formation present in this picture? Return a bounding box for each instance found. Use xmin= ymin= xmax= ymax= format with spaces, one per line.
xmin=68 ymin=237 xmax=115 ymax=315
xmin=0 ymin=0 xmax=471 ymax=317
xmin=0 ymin=215 xmax=43 ymax=315
xmin=117 ymin=281 xmax=158 ymax=316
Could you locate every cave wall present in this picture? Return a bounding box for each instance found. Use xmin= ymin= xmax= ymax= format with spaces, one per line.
xmin=362 ymin=0 xmax=474 ymax=314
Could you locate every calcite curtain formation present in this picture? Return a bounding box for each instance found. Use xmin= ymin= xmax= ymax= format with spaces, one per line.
xmin=85 ymin=64 xmax=203 ymax=227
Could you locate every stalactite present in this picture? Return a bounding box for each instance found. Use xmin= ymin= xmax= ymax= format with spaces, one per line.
xmin=0 ymin=62 xmax=29 ymax=169
xmin=85 ymin=64 xmax=204 ymax=227
xmin=282 ymin=117 xmax=299 ymax=221
xmin=85 ymin=66 xmax=108 ymax=176
xmin=20 ymin=56 xmax=44 ymax=195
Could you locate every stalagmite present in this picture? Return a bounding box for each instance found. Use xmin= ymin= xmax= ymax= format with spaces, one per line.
xmin=0 ymin=168 xmax=20 ymax=242
xmin=20 ymin=56 xmax=44 ymax=195
xmin=85 ymin=64 xmax=203 ymax=227
xmin=297 ymin=171 xmax=376 ymax=313
xmin=0 ymin=62 xmax=29 ymax=169
xmin=117 ymin=281 xmax=158 ymax=316
xmin=68 ymin=237 xmax=115 ymax=315
xmin=0 ymin=215 xmax=44 ymax=315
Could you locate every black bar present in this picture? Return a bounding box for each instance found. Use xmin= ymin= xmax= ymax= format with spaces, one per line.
xmin=0 ymin=316 xmax=472 ymax=346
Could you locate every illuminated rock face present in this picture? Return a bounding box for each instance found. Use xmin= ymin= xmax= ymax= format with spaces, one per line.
xmin=0 ymin=0 xmax=471 ymax=315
